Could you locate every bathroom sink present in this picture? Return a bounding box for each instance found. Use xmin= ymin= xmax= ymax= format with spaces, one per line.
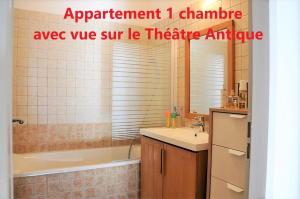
xmin=140 ymin=127 xmax=208 ymax=151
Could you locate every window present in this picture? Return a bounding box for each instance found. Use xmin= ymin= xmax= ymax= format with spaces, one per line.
xmin=112 ymin=42 xmax=171 ymax=140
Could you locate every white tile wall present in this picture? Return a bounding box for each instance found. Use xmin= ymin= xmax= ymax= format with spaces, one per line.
xmin=13 ymin=9 xmax=118 ymax=125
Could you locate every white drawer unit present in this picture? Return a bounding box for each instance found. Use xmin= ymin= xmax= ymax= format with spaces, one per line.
xmin=211 ymin=145 xmax=249 ymax=188
xmin=212 ymin=112 xmax=248 ymax=152
xmin=210 ymin=177 xmax=245 ymax=199
xmin=208 ymin=109 xmax=249 ymax=199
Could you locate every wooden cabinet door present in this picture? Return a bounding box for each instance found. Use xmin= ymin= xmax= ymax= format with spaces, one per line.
xmin=162 ymin=143 xmax=198 ymax=199
xmin=141 ymin=136 xmax=164 ymax=199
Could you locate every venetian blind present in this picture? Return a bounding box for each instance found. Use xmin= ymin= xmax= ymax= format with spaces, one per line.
xmin=112 ymin=42 xmax=171 ymax=140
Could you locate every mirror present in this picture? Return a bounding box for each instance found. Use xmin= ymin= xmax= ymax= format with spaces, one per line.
xmin=185 ymin=21 xmax=234 ymax=118
xmin=190 ymin=31 xmax=227 ymax=114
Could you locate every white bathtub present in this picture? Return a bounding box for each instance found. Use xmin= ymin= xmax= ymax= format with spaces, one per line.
xmin=13 ymin=145 xmax=141 ymax=177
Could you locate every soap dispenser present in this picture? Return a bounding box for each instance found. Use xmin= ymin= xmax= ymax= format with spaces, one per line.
xmin=171 ymin=106 xmax=179 ymax=128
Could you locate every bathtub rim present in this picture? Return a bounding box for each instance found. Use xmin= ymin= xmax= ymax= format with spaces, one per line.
xmin=14 ymin=158 xmax=140 ymax=178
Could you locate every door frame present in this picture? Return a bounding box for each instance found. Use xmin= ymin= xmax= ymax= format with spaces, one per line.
xmin=248 ymin=0 xmax=270 ymax=198
xmin=0 ymin=0 xmax=13 ymax=198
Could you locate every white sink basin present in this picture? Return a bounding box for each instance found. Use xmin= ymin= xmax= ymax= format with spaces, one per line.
xmin=140 ymin=127 xmax=209 ymax=151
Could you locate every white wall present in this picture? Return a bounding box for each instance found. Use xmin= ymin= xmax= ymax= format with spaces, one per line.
xmin=266 ymin=0 xmax=300 ymax=198
xmin=249 ymin=0 xmax=269 ymax=198
xmin=250 ymin=0 xmax=300 ymax=198
xmin=0 ymin=0 xmax=13 ymax=198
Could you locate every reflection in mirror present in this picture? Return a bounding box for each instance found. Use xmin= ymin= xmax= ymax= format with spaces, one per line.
xmin=190 ymin=30 xmax=228 ymax=114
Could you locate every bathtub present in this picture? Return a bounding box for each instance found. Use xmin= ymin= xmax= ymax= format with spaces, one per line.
xmin=13 ymin=145 xmax=141 ymax=199
xmin=13 ymin=145 xmax=141 ymax=177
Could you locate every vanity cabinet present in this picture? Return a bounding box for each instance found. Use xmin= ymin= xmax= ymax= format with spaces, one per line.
xmin=141 ymin=136 xmax=208 ymax=199
xmin=207 ymin=109 xmax=249 ymax=199
xmin=141 ymin=136 xmax=164 ymax=199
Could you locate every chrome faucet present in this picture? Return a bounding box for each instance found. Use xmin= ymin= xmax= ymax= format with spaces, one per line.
xmin=128 ymin=140 xmax=135 ymax=159
xmin=12 ymin=119 xmax=24 ymax=124
xmin=191 ymin=116 xmax=205 ymax=132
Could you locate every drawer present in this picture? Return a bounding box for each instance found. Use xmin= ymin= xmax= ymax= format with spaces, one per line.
xmin=211 ymin=145 xmax=249 ymax=188
xmin=210 ymin=177 xmax=246 ymax=199
xmin=212 ymin=112 xmax=248 ymax=151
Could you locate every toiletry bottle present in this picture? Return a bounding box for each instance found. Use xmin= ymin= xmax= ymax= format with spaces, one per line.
xmin=171 ymin=107 xmax=178 ymax=128
xmin=227 ymin=90 xmax=235 ymax=107
xmin=171 ymin=112 xmax=177 ymax=128
xmin=165 ymin=111 xmax=171 ymax=128
xmin=221 ymin=89 xmax=227 ymax=108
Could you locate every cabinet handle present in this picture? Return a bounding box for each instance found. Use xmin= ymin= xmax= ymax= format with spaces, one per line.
xmin=247 ymin=143 xmax=251 ymax=159
xmin=226 ymin=183 xmax=244 ymax=193
xmin=229 ymin=114 xmax=246 ymax=119
xmin=160 ymin=149 xmax=164 ymax=175
xmin=228 ymin=149 xmax=246 ymax=157
xmin=248 ymin=122 xmax=252 ymax=138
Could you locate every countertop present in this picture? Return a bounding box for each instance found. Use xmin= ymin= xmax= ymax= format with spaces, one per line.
xmin=210 ymin=107 xmax=248 ymax=114
xmin=140 ymin=127 xmax=209 ymax=152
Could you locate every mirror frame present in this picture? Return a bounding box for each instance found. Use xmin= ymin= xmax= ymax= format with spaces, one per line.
xmin=185 ymin=20 xmax=235 ymax=119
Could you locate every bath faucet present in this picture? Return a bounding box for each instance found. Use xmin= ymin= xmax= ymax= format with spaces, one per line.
xmin=191 ymin=116 xmax=205 ymax=132
xmin=128 ymin=140 xmax=135 ymax=159
xmin=12 ymin=119 xmax=24 ymax=125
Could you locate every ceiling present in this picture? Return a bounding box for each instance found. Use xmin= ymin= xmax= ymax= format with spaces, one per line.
xmin=14 ymin=0 xmax=198 ymax=26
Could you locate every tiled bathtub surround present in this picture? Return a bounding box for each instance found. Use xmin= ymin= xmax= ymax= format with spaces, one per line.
xmin=13 ymin=123 xmax=112 ymax=153
xmin=13 ymin=9 xmax=151 ymax=153
xmin=13 ymin=8 xmax=115 ymax=153
xmin=14 ymin=164 xmax=140 ymax=199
